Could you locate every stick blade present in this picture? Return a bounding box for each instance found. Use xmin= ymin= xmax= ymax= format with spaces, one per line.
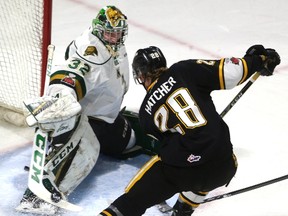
xmin=28 ymin=182 xmax=82 ymax=212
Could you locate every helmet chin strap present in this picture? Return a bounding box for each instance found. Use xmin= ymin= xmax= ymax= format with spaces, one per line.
xmin=136 ymin=75 xmax=148 ymax=91
xmin=105 ymin=45 xmax=118 ymax=57
xmin=141 ymin=83 xmax=147 ymax=91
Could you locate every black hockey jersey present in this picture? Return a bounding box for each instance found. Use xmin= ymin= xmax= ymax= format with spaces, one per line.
xmin=139 ymin=56 xmax=262 ymax=167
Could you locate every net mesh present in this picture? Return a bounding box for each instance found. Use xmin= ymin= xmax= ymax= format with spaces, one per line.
xmin=0 ymin=0 xmax=51 ymax=126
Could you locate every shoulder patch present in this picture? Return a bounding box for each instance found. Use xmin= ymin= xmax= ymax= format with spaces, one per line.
xmin=84 ymin=46 xmax=98 ymax=56
xmin=61 ymin=76 xmax=75 ymax=87
xmin=230 ymin=57 xmax=239 ymax=65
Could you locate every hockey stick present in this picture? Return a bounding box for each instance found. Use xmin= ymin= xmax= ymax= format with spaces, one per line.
xmin=26 ymin=45 xmax=82 ymax=212
xmin=28 ymin=129 xmax=82 ymax=211
xmin=158 ymin=173 xmax=288 ymax=213
xmin=43 ymin=44 xmax=55 ymax=95
xmin=203 ymin=173 xmax=288 ymax=203
xmin=220 ymin=71 xmax=261 ymax=118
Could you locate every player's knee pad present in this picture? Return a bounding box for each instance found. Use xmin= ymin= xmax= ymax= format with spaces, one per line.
xmin=45 ymin=115 xmax=100 ymax=195
xmin=178 ymin=191 xmax=208 ymax=209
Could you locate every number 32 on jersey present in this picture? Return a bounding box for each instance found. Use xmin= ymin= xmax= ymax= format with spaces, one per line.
xmin=154 ymin=88 xmax=207 ymax=135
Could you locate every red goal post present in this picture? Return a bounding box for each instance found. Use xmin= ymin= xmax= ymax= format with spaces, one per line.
xmin=0 ymin=0 xmax=52 ymax=126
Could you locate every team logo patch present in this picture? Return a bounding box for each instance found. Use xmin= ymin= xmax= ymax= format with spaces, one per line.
xmin=187 ymin=154 xmax=201 ymax=163
xmin=61 ymin=76 xmax=75 ymax=87
xmin=230 ymin=57 xmax=239 ymax=65
xmin=106 ymin=7 xmax=125 ymax=27
xmin=84 ymin=46 xmax=98 ymax=56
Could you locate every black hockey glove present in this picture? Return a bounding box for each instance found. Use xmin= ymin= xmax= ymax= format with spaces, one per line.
xmin=245 ymin=44 xmax=267 ymax=56
xmin=264 ymin=48 xmax=281 ymax=75
xmin=245 ymin=45 xmax=281 ymax=76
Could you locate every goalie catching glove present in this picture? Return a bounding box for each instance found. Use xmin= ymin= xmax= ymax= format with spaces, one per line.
xmin=23 ymin=88 xmax=81 ymax=137
xmin=244 ymin=44 xmax=281 ymax=76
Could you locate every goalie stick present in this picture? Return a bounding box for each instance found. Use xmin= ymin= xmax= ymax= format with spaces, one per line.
xmin=26 ymin=44 xmax=82 ymax=212
xmin=28 ymin=128 xmax=82 ymax=212
xmin=43 ymin=44 xmax=55 ymax=95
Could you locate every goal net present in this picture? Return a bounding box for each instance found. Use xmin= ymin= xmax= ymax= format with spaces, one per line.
xmin=0 ymin=0 xmax=52 ymax=126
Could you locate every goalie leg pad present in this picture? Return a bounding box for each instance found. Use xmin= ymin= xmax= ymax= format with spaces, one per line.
xmin=47 ymin=115 xmax=100 ymax=195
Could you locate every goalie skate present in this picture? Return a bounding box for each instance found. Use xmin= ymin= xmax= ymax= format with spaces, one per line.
xmin=15 ymin=189 xmax=59 ymax=215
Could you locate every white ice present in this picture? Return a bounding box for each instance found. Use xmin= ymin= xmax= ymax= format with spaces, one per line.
xmin=1 ymin=0 xmax=288 ymax=215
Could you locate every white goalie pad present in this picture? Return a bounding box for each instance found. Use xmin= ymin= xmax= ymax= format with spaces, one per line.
xmin=24 ymin=89 xmax=81 ymax=137
xmin=24 ymin=91 xmax=81 ymax=126
xmin=39 ymin=116 xmax=79 ymax=137
xmin=45 ymin=115 xmax=100 ymax=195
xmin=27 ymin=115 xmax=99 ymax=212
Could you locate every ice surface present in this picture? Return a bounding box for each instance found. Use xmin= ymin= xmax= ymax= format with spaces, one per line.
xmin=1 ymin=0 xmax=288 ymax=215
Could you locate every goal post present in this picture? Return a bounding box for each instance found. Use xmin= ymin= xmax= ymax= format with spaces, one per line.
xmin=41 ymin=0 xmax=53 ymax=96
xmin=0 ymin=0 xmax=52 ymax=126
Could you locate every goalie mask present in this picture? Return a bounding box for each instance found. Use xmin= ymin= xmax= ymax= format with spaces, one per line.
xmin=92 ymin=6 xmax=128 ymax=51
xmin=132 ymin=46 xmax=167 ymax=85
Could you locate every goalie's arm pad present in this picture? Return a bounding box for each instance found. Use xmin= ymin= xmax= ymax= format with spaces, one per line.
xmin=48 ymin=67 xmax=87 ymax=101
xmin=46 ymin=84 xmax=77 ymax=101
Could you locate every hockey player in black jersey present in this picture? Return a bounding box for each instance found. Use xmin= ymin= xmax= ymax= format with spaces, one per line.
xmin=98 ymin=45 xmax=280 ymax=216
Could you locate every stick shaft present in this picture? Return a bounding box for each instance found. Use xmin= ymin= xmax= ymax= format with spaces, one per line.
xmin=204 ymin=174 xmax=288 ymax=203
xmin=43 ymin=44 xmax=55 ymax=95
xmin=220 ymin=72 xmax=261 ymax=118
xmin=203 ymin=71 xmax=280 ymax=203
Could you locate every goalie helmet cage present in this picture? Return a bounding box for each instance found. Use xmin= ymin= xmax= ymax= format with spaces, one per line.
xmin=0 ymin=0 xmax=52 ymax=126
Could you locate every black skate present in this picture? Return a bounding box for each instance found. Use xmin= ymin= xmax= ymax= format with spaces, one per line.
xmin=171 ymin=200 xmax=194 ymax=216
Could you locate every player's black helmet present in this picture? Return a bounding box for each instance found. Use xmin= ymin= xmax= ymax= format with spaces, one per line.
xmin=132 ymin=46 xmax=167 ymax=84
